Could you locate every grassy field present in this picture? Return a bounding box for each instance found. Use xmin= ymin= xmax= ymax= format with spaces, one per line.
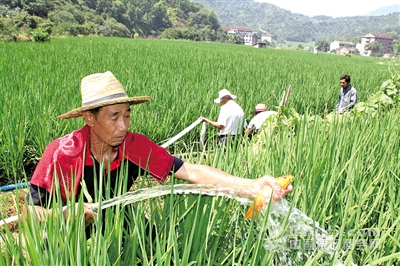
xmin=0 ymin=37 xmax=399 ymax=265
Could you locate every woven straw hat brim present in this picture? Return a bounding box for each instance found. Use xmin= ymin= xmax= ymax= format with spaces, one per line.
xmin=58 ymin=96 xmax=151 ymax=119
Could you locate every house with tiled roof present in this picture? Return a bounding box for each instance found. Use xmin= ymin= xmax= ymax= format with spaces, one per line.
xmin=221 ymin=26 xmax=252 ymax=34
xmin=356 ymin=33 xmax=393 ymax=56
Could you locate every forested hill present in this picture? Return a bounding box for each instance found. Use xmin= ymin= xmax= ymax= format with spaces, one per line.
xmin=0 ymin=0 xmax=226 ymax=41
xmin=1 ymin=0 xmax=399 ymax=43
xmin=194 ymin=0 xmax=400 ymax=42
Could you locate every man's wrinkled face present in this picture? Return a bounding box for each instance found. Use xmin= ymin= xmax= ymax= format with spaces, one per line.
xmin=86 ymin=103 xmax=131 ymax=147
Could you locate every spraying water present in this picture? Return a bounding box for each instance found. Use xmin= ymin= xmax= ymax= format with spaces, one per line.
xmin=258 ymin=199 xmax=343 ymax=265
xmin=93 ymin=184 xmax=342 ymax=264
xmin=1 ymin=184 xmax=343 ymax=264
xmin=95 ymin=184 xmax=252 ymax=210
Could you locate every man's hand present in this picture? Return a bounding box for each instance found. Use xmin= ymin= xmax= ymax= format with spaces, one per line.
xmin=199 ymin=116 xmax=208 ymax=123
xmin=199 ymin=116 xmax=224 ymax=130
xmin=62 ymin=203 xmax=96 ymax=226
xmin=250 ymin=175 xmax=293 ymax=202
xmin=83 ymin=203 xmax=96 ymax=225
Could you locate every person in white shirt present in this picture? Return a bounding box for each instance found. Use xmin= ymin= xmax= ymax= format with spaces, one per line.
xmin=200 ymin=89 xmax=246 ymax=146
xmin=245 ymin=104 xmax=277 ymax=138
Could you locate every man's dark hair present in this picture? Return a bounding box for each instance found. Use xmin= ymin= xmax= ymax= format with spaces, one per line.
xmin=89 ymin=106 xmax=103 ymax=117
xmin=340 ymin=74 xmax=351 ymax=83
xmin=223 ymin=95 xmax=233 ymax=101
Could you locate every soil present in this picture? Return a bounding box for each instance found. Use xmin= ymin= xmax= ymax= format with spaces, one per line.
xmin=0 ymin=189 xmax=27 ymax=233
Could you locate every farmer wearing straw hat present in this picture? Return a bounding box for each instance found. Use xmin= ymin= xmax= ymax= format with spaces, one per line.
xmin=200 ymin=89 xmax=246 ymax=146
xmin=245 ymin=104 xmax=277 ymax=138
xmin=23 ymin=71 xmax=291 ymax=231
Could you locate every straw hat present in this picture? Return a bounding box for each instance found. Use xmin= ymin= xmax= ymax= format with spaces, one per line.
xmin=58 ymin=71 xmax=151 ymax=119
xmin=251 ymin=103 xmax=267 ymax=114
xmin=214 ymin=89 xmax=237 ymax=103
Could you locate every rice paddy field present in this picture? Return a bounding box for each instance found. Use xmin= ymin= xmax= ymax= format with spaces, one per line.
xmin=0 ymin=37 xmax=399 ymax=265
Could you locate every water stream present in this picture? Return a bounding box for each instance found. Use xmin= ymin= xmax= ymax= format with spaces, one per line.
xmin=95 ymin=184 xmax=343 ymax=265
xmin=96 ymin=184 xmax=251 ymax=210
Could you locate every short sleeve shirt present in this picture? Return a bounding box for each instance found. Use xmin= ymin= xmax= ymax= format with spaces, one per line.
xmin=27 ymin=156 xmax=184 ymax=207
xmin=247 ymin=111 xmax=277 ymax=131
xmin=217 ymin=100 xmax=246 ymax=135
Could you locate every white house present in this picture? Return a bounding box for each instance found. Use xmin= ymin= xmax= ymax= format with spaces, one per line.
xmin=330 ymin=41 xmax=355 ymax=52
xmin=243 ymin=32 xmax=258 ymax=45
xmin=261 ymin=34 xmax=273 ymax=44
xmin=221 ymin=26 xmax=258 ymax=45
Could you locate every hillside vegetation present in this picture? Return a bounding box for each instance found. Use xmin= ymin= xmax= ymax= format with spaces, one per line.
xmin=1 ymin=0 xmax=399 ymax=44
xmin=196 ymin=0 xmax=400 ymax=43
xmin=0 ymin=0 xmax=233 ymax=42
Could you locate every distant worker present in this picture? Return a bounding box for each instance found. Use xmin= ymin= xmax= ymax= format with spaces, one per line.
xmin=200 ymin=89 xmax=246 ymax=146
xmin=336 ymin=74 xmax=358 ymax=114
xmin=245 ymin=104 xmax=277 ymax=138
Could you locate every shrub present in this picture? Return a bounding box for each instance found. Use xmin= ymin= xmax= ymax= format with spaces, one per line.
xmin=32 ymin=27 xmax=50 ymax=42
xmin=95 ymin=18 xmax=130 ymax=37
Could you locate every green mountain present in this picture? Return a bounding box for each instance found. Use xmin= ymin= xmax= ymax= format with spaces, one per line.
xmin=194 ymin=0 xmax=400 ymax=42
xmin=0 ymin=0 xmax=226 ymax=42
xmin=1 ymin=0 xmax=398 ymax=44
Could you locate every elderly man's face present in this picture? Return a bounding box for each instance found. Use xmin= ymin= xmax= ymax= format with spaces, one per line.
xmin=85 ymin=103 xmax=131 ymax=147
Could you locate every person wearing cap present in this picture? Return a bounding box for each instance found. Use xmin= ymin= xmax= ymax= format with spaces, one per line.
xmin=245 ymin=104 xmax=277 ymax=138
xmin=200 ymin=89 xmax=246 ymax=146
xmin=23 ymin=72 xmax=291 ymax=235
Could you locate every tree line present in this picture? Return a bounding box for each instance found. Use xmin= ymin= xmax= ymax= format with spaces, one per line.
xmin=1 ymin=0 xmax=399 ymax=52
xmin=197 ymin=0 xmax=400 ymax=44
xmin=0 ymin=0 xmax=240 ymax=43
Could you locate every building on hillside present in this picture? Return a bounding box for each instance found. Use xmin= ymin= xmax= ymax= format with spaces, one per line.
xmin=221 ymin=26 xmax=258 ymax=45
xmin=337 ymin=47 xmax=355 ymax=55
xmin=356 ymin=33 xmax=393 ymax=56
xmin=261 ymin=34 xmax=273 ymax=44
xmin=243 ymin=33 xmax=258 ymax=45
xmin=221 ymin=26 xmax=252 ymax=35
xmin=329 ymin=40 xmax=355 ymax=52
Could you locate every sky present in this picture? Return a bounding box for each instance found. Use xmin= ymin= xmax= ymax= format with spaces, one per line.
xmin=256 ymin=0 xmax=400 ymax=17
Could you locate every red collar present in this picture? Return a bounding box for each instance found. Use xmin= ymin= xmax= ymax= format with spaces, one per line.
xmin=84 ymin=144 xmax=123 ymax=174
